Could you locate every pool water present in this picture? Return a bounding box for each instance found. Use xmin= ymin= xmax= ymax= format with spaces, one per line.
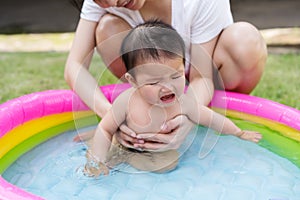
xmin=3 ymin=125 xmax=300 ymax=200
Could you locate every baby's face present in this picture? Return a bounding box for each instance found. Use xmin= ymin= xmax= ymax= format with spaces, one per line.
xmin=132 ymin=57 xmax=185 ymax=106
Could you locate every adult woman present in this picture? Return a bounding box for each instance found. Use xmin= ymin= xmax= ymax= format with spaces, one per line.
xmin=65 ymin=0 xmax=267 ymax=150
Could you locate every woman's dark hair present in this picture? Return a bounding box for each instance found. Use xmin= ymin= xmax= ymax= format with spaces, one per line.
xmin=120 ymin=19 xmax=186 ymax=73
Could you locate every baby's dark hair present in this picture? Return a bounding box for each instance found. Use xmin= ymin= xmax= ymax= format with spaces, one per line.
xmin=120 ymin=19 xmax=186 ymax=74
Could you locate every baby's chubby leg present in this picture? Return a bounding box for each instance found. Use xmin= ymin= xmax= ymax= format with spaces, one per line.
xmin=105 ymin=136 xmax=133 ymax=167
xmin=127 ymin=150 xmax=179 ymax=173
xmin=106 ymin=136 xmax=179 ymax=173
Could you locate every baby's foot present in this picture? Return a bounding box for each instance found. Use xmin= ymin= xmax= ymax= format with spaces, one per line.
xmin=237 ymin=130 xmax=262 ymax=143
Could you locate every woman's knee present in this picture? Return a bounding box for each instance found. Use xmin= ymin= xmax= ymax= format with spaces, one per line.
xmin=220 ymin=22 xmax=267 ymax=72
xmin=95 ymin=14 xmax=131 ymax=44
xmin=214 ymin=22 xmax=267 ymax=93
xmin=95 ymin=14 xmax=130 ymax=78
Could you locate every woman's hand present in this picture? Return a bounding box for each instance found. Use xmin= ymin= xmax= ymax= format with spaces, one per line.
xmin=115 ymin=124 xmax=145 ymax=149
xmin=116 ymin=115 xmax=195 ymax=152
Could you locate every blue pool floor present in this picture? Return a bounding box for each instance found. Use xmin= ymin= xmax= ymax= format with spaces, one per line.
xmin=3 ymin=126 xmax=300 ymax=200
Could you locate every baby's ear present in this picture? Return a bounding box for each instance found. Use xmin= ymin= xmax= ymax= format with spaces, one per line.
xmin=125 ymin=73 xmax=138 ymax=88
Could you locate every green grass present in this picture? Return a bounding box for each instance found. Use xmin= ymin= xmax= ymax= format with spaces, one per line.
xmin=0 ymin=52 xmax=117 ymax=103
xmin=252 ymin=53 xmax=300 ymax=109
xmin=0 ymin=52 xmax=68 ymax=102
xmin=0 ymin=52 xmax=299 ymax=110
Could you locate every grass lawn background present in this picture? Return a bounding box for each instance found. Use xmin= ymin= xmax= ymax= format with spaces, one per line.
xmin=0 ymin=51 xmax=299 ymax=109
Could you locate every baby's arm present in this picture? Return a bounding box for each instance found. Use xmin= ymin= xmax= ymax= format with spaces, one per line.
xmin=84 ymin=110 xmax=119 ymax=177
xmin=189 ymin=105 xmax=262 ymax=143
xmin=84 ymin=92 xmax=128 ymax=177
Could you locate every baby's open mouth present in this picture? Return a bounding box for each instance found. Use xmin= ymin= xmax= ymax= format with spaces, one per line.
xmin=160 ymin=93 xmax=175 ymax=103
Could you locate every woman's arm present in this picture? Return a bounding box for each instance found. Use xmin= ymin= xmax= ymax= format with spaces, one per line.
xmin=188 ymin=38 xmax=219 ymax=106
xmin=64 ymin=18 xmax=111 ymax=118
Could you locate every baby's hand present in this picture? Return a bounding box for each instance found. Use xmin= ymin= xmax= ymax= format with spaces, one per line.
xmin=83 ymin=150 xmax=109 ymax=177
xmin=236 ymin=130 xmax=262 ymax=143
xmin=83 ymin=160 xmax=109 ymax=177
